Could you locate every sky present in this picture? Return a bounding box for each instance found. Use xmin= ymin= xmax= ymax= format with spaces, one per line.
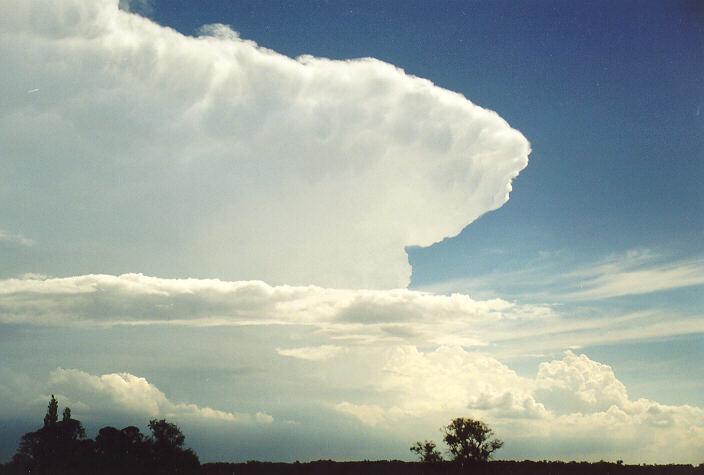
xmin=0 ymin=0 xmax=702 ymax=465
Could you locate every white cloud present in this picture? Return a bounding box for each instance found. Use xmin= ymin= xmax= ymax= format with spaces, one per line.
xmin=526 ymin=352 xmax=704 ymax=463
xmin=3 ymin=273 xmax=701 ymax=355
xmin=335 ymin=402 xmax=388 ymax=427
xmin=277 ymin=345 xmax=345 ymax=361
xmin=331 ymin=347 xmax=704 ymax=463
xmin=0 ymin=0 xmax=529 ymax=289
xmin=535 ymin=351 xmax=628 ymax=414
xmin=563 ymin=254 xmax=704 ymax=300
xmin=255 ymin=412 xmax=274 ymax=424
xmin=0 ymin=274 xmax=550 ymax=348
xmin=334 ymin=346 xmax=545 ymax=427
xmin=48 ymin=367 xmax=271 ymax=424
xmin=420 ymin=248 xmax=704 ymax=302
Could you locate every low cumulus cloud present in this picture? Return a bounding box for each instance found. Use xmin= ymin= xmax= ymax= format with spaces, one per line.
xmin=535 ymin=351 xmax=628 ymax=414
xmin=333 ymin=348 xmax=704 ymax=463
xmin=0 ymin=0 xmax=529 ymax=288
xmin=335 ymin=345 xmax=544 ymax=426
xmin=48 ymin=368 xmax=271 ymax=424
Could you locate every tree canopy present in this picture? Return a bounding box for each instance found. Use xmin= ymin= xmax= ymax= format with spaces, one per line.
xmin=442 ymin=417 xmax=503 ymax=465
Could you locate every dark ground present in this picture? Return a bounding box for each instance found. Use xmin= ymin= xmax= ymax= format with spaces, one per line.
xmin=201 ymin=460 xmax=704 ymax=475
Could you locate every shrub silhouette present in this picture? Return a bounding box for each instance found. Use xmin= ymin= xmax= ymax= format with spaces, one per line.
xmin=410 ymin=440 xmax=443 ymax=463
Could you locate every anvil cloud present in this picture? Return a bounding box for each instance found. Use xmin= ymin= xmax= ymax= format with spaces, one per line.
xmin=0 ymin=0 xmax=529 ymax=288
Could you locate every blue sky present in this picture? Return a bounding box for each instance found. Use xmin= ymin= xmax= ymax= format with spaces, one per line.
xmin=147 ymin=0 xmax=704 ymax=404
xmin=0 ymin=0 xmax=702 ymax=465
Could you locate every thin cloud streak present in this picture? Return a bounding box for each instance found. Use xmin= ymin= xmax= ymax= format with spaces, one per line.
xmin=419 ymin=249 xmax=704 ymax=302
xmin=563 ymin=258 xmax=704 ymax=301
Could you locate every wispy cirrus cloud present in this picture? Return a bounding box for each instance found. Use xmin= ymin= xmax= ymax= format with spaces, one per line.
xmin=421 ymin=249 xmax=704 ymax=302
xmin=562 ymin=252 xmax=704 ymax=300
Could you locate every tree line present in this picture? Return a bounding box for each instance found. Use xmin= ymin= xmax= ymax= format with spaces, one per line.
xmin=1 ymin=396 xmax=199 ymax=474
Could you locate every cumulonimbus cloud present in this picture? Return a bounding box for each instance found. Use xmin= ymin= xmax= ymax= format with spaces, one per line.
xmin=0 ymin=0 xmax=529 ymax=288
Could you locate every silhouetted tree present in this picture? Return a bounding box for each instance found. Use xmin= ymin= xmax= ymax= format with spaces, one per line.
xmin=6 ymin=398 xmax=201 ymax=475
xmin=149 ymin=418 xmax=186 ymax=448
xmin=15 ymin=396 xmax=90 ymax=474
xmin=147 ymin=418 xmax=199 ymax=474
xmin=43 ymin=395 xmax=58 ymax=428
xmin=442 ymin=417 xmax=503 ymax=466
xmin=410 ymin=440 xmax=443 ymax=463
xmin=95 ymin=425 xmax=151 ymax=474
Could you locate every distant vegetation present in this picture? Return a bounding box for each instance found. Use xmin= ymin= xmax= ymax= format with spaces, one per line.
xmin=1 ymin=397 xmax=703 ymax=474
xmin=1 ymin=395 xmax=198 ymax=474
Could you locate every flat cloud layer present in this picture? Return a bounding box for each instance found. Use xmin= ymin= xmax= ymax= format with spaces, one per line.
xmin=3 ymin=273 xmax=699 ymax=354
xmin=0 ymin=273 xmax=553 ymax=348
xmin=0 ymin=0 xmax=529 ymax=288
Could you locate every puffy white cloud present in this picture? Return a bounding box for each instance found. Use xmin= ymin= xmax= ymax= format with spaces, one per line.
xmin=329 ymin=348 xmax=704 ymax=463
xmin=48 ymin=367 xmax=271 ymax=424
xmin=535 ymin=350 xmax=628 ymax=414
xmin=519 ymin=353 xmax=704 ymax=463
xmin=334 ymin=346 xmax=545 ymax=428
xmin=0 ymin=0 xmax=529 ymax=288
